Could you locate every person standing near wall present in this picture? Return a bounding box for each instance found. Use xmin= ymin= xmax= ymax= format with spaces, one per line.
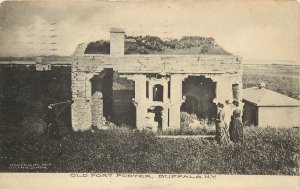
xmin=224 ymin=100 xmax=233 ymax=127
xmin=44 ymin=104 xmax=60 ymax=139
xmin=43 ymin=100 xmax=73 ymax=138
xmin=232 ymin=100 xmax=243 ymax=119
xmin=215 ymin=102 xmax=228 ymax=144
xmin=229 ymin=100 xmax=244 ymax=143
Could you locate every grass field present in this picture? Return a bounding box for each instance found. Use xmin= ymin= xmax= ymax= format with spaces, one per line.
xmin=0 ymin=126 xmax=299 ymax=175
xmin=243 ymin=64 xmax=299 ymax=99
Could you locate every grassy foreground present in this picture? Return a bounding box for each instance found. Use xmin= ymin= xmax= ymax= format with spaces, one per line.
xmin=0 ymin=126 xmax=299 ymax=175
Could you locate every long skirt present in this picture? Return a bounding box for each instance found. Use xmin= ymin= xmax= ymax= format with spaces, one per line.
xmin=216 ymin=122 xmax=229 ymax=144
xmin=229 ymin=118 xmax=243 ymax=143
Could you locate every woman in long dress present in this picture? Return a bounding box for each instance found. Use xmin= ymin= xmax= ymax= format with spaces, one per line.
xmin=215 ymin=103 xmax=229 ymax=144
xmin=229 ymin=101 xmax=243 ymax=143
xmin=44 ymin=105 xmax=59 ymax=138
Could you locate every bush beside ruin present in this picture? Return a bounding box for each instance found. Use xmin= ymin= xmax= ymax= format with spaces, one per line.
xmin=162 ymin=112 xmax=215 ymax=135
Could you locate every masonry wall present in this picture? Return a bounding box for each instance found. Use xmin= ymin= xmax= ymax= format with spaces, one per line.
xmin=71 ymin=69 xmax=92 ymax=131
xmin=91 ymin=76 xmax=104 ymax=127
xmin=72 ymin=50 xmax=242 ymax=74
xmin=71 ymin=42 xmax=242 ymax=131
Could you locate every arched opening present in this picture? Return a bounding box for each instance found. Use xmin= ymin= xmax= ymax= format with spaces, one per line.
xmin=153 ymin=84 xmax=163 ymax=102
xmin=181 ymin=76 xmax=217 ymax=120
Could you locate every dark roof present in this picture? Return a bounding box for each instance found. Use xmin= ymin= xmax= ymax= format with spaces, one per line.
xmin=243 ymin=87 xmax=300 ymax=107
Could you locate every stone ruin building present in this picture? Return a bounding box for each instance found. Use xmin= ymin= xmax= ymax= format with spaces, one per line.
xmin=71 ymin=28 xmax=243 ymax=132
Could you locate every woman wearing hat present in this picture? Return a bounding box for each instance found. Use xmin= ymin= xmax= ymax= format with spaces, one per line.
xmin=229 ymin=100 xmax=243 ymax=143
xmin=215 ymin=102 xmax=228 ymax=144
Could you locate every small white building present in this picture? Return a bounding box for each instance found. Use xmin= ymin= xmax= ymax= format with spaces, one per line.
xmin=36 ymin=57 xmax=51 ymax=71
xmin=243 ymin=83 xmax=300 ymax=128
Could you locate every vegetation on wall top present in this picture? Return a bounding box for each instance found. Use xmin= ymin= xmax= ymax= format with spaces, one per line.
xmin=84 ymin=35 xmax=231 ymax=55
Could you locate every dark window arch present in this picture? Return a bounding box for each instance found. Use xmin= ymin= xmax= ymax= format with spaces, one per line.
xmin=153 ymin=84 xmax=163 ymax=102
xmin=232 ymin=83 xmax=239 ymax=100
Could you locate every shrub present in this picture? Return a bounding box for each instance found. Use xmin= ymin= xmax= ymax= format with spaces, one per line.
xmin=163 ymin=112 xmax=215 ymax=135
xmin=180 ymin=112 xmax=192 ymax=128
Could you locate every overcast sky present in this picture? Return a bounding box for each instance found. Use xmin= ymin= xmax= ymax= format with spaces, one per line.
xmin=0 ymin=0 xmax=299 ymax=63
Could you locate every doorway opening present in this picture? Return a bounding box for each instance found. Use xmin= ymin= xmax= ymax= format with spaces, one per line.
xmin=153 ymin=106 xmax=163 ymax=131
xmin=181 ymin=76 xmax=216 ymax=119
xmin=147 ymin=106 xmax=164 ymax=131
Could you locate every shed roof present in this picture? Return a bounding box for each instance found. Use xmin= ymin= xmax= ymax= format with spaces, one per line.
xmin=243 ymin=87 xmax=300 ymax=107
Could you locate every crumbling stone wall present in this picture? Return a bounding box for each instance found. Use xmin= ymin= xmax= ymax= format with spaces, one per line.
xmin=91 ymin=91 xmax=103 ymax=127
xmin=91 ymin=76 xmax=103 ymax=127
xmin=71 ymin=40 xmax=243 ymax=131
xmin=71 ymin=67 xmax=92 ymax=131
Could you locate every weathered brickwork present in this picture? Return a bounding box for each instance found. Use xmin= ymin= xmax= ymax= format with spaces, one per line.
xmin=71 ymin=29 xmax=243 ymax=131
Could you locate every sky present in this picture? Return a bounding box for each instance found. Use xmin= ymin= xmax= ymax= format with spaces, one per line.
xmin=0 ymin=0 xmax=299 ymax=63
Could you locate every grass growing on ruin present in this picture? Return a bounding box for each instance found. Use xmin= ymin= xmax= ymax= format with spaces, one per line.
xmin=0 ymin=126 xmax=299 ymax=175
